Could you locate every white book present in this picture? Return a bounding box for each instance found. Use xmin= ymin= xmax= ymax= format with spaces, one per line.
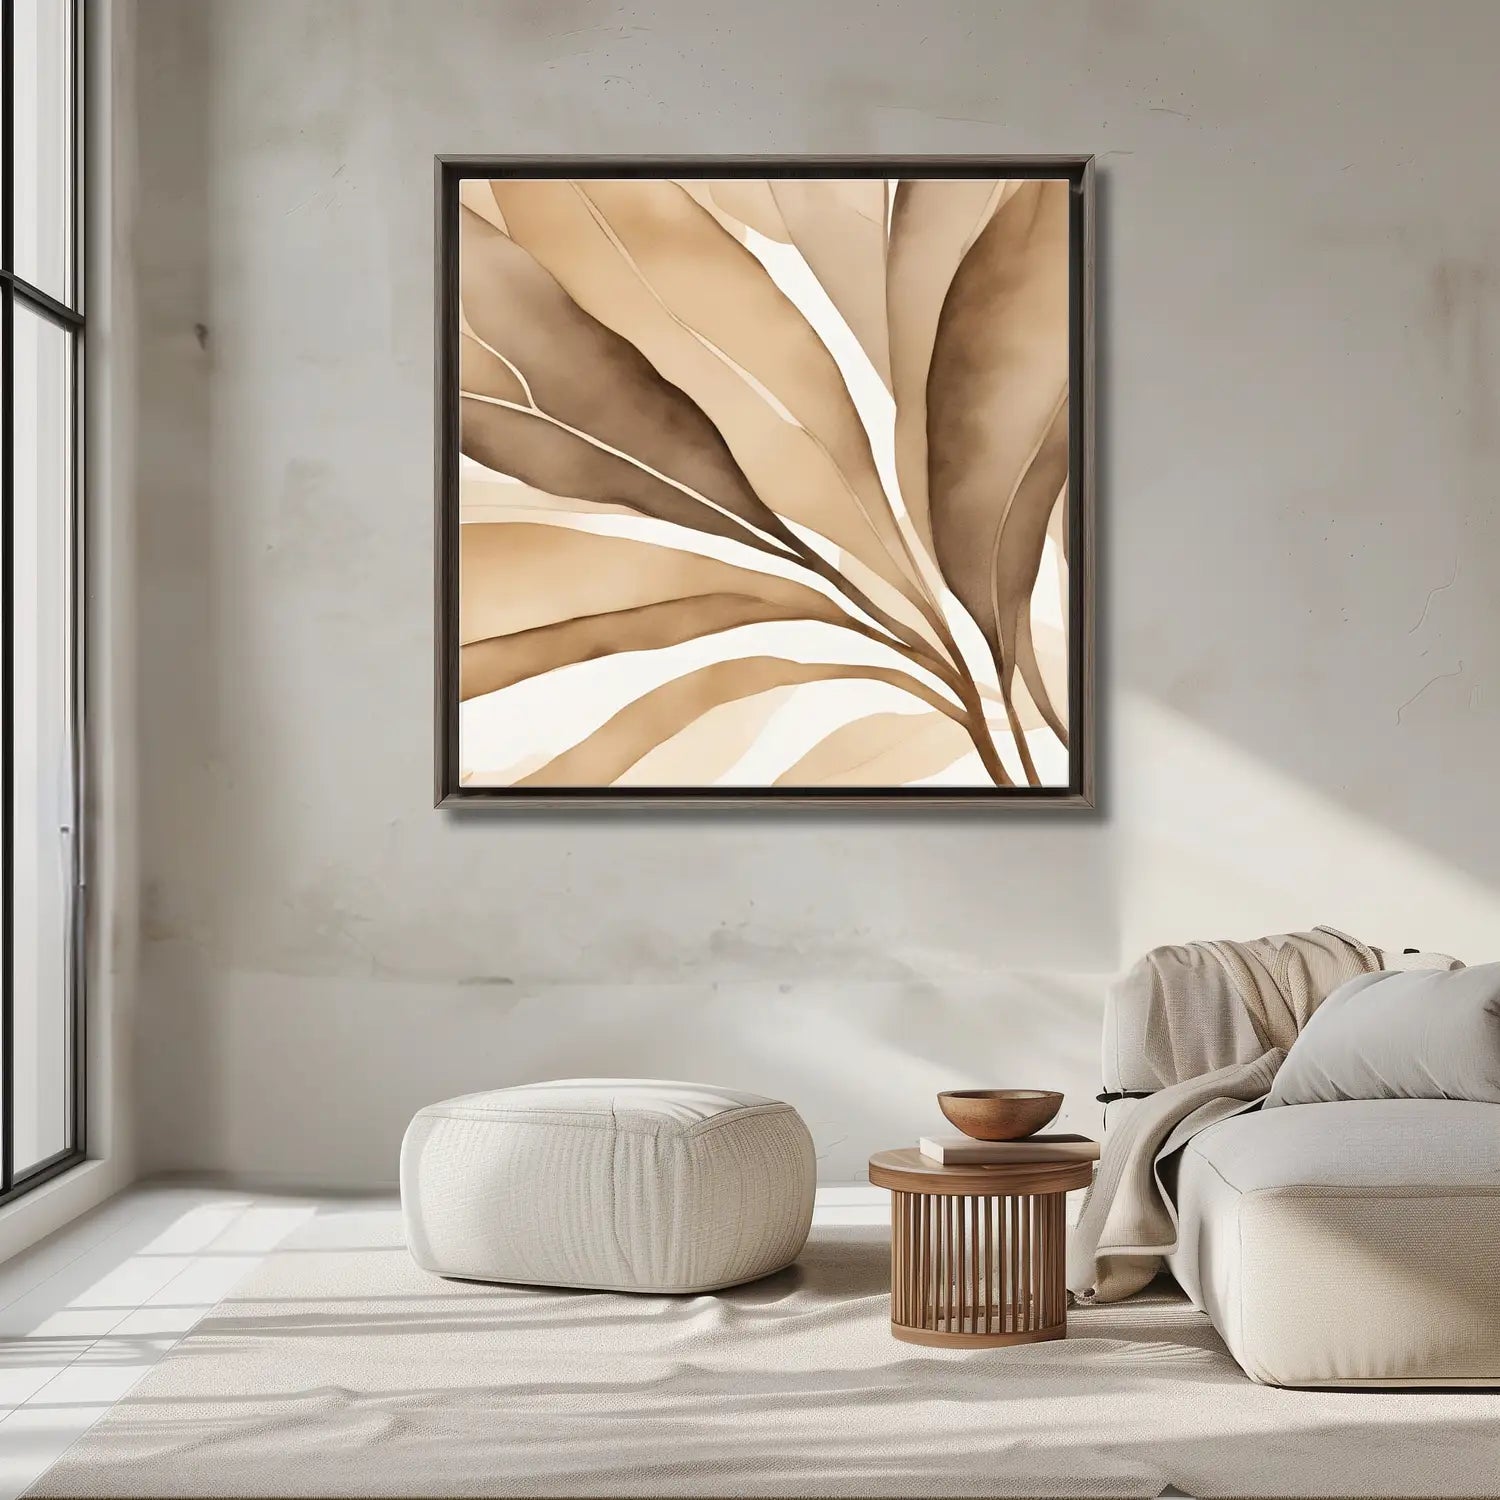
xmin=917 ymin=1132 xmax=1100 ymax=1166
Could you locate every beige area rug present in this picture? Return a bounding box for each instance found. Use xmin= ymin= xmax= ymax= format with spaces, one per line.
xmin=29 ymin=1205 xmax=1500 ymax=1499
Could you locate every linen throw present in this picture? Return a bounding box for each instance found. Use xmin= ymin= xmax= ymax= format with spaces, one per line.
xmin=1068 ymin=926 xmax=1381 ymax=1303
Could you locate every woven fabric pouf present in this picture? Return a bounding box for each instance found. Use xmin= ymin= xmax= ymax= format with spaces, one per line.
xmin=400 ymin=1079 xmax=816 ymax=1293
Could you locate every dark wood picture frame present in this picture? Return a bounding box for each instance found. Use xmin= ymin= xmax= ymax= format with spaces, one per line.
xmin=435 ymin=156 xmax=1095 ymax=809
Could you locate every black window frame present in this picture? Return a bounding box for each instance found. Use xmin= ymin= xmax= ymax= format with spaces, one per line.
xmin=0 ymin=0 xmax=87 ymax=1209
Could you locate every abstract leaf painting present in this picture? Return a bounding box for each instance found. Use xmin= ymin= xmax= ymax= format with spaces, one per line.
xmin=437 ymin=160 xmax=1093 ymax=804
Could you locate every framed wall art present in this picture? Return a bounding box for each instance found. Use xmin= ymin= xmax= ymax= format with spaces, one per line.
xmin=435 ymin=157 xmax=1094 ymax=806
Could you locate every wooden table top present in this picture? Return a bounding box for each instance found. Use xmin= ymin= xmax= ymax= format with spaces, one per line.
xmin=869 ymin=1147 xmax=1096 ymax=1196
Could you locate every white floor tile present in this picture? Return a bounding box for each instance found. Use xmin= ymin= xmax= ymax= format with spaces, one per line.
xmin=134 ymin=1202 xmax=250 ymax=1256
xmin=0 ymin=1400 xmax=116 ymax=1500
xmin=0 ymin=1361 xmax=73 ymax=1419
xmin=0 ymin=1192 xmax=171 ymax=1314
xmin=68 ymin=1334 xmax=180 ymax=1368
xmin=104 ymin=1301 xmax=216 ymax=1339
xmin=207 ymin=1203 xmax=316 ymax=1254
xmin=145 ymin=1253 xmax=263 ymax=1307
xmin=22 ymin=1355 xmax=164 ymax=1407
xmin=0 ymin=1185 xmax=318 ymax=1500
xmin=0 ymin=1202 xmax=223 ymax=1336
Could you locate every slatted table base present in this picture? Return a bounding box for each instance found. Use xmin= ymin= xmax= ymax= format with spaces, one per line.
xmin=889 ymin=1189 xmax=1068 ymax=1347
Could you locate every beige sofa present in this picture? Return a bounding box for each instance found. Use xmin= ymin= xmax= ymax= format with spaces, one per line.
xmin=1166 ymin=1097 xmax=1500 ymax=1386
xmin=1101 ymin=959 xmax=1500 ymax=1388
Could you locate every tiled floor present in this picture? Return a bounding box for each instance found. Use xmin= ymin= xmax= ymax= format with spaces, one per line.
xmin=0 ymin=1182 xmax=892 ymax=1499
xmin=0 ymin=1187 xmax=326 ymax=1498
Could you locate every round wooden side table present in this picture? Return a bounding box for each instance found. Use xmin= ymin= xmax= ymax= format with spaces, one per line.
xmin=868 ymin=1148 xmax=1094 ymax=1348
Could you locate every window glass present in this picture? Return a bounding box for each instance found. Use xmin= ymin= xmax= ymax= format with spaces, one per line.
xmin=9 ymin=306 xmax=76 ymax=1174
xmin=3 ymin=0 xmax=82 ymax=1197
xmin=12 ymin=0 xmax=76 ymax=300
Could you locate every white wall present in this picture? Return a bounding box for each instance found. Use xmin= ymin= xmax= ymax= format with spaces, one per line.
xmin=130 ymin=0 xmax=1500 ymax=1187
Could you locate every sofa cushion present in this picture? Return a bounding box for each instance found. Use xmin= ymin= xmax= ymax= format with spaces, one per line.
xmin=1100 ymin=944 xmax=1460 ymax=1101
xmin=1265 ymin=962 xmax=1500 ymax=1108
xmin=1168 ymin=1099 xmax=1500 ymax=1387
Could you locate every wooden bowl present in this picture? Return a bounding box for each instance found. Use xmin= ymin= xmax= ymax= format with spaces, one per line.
xmin=938 ymin=1089 xmax=1063 ymax=1141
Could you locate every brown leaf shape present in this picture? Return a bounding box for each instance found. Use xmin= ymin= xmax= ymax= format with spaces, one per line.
xmin=462 ymin=395 xmax=784 ymax=552
xmin=515 ymin=656 xmax=967 ymax=787
xmin=459 ymin=331 xmax=523 ymax=403
xmin=773 ymin=711 xmax=971 ymax=787
xmin=994 ymin=397 xmax=1069 ymax=738
xmin=770 ymin=180 xmax=892 ymax=387
xmin=1014 ymin=482 xmax=1071 ymax=739
xmin=458 ymin=207 xmax=793 ymax=557
xmin=463 ymin=595 xmax=832 ymax=702
xmin=886 ymin=179 xmax=1008 ymax=551
xmin=1013 ymin=628 xmax=1063 ymax=742
xmin=486 ymin=180 xmax=935 ymax=625
xmin=926 ymin=180 xmax=1070 ymax=672
xmin=459 ymin=520 xmax=847 ymax=647
xmin=1048 ymin=480 xmax=1069 ymax=567
xmin=459 ymin=521 xmax=874 ymax=701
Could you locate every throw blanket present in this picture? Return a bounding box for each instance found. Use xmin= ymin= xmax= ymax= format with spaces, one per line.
xmin=1108 ymin=926 xmax=1381 ymax=1091
xmin=1069 ymin=926 xmax=1381 ymax=1303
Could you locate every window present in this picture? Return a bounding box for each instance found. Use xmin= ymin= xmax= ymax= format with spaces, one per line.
xmin=1 ymin=0 xmax=84 ymax=1206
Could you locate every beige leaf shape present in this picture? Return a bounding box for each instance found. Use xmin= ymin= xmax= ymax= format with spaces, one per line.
xmin=486 ymin=180 xmax=937 ymax=632
xmin=458 ymin=207 xmax=795 ymax=558
xmin=1014 ymin=481 xmax=1071 ymax=739
xmin=671 ymin=181 xmax=790 ymax=243
xmin=773 ymin=711 xmax=972 ymax=788
xmin=458 ymin=179 xmax=508 ymax=235
xmin=978 ymin=674 xmax=1051 ymax=733
xmin=829 ymin=546 xmax=936 ymax=648
xmin=462 ymin=595 xmax=837 ymax=702
xmin=459 ymin=521 xmax=910 ymax=703
xmin=458 ymin=506 xmax=943 ymax=685
xmin=459 ymin=473 xmax=638 ymax=525
xmin=614 ymin=685 xmax=798 ymax=787
xmin=459 ymin=330 xmax=523 ymax=403
xmin=1048 ymin=480 xmax=1069 ymax=567
xmin=769 ymin=179 xmax=892 ymax=388
xmin=1027 ymin=618 xmax=1070 ymax=739
xmin=704 ymin=179 xmax=789 ymax=242
xmin=515 ymin=656 xmax=969 ymax=787
xmin=926 ymin=179 xmax=1070 ymax=667
xmin=670 ymin=180 xmax=742 ymax=238
xmin=459 ymin=520 xmax=849 ymax=647
xmin=995 ymin=397 xmax=1070 ymax=743
xmin=887 ymin=179 xmax=1008 ymax=552
xmin=462 ymin=750 xmax=551 ymax=788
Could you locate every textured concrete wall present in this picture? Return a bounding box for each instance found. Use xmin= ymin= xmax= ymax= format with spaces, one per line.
xmin=132 ymin=0 xmax=1500 ymax=1185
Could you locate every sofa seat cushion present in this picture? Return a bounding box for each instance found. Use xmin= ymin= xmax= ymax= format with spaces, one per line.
xmin=1168 ymin=1099 xmax=1500 ymax=1387
xmin=400 ymin=1079 xmax=816 ymax=1294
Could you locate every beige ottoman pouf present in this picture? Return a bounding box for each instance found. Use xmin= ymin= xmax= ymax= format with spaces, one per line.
xmin=400 ymin=1079 xmax=816 ymax=1293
